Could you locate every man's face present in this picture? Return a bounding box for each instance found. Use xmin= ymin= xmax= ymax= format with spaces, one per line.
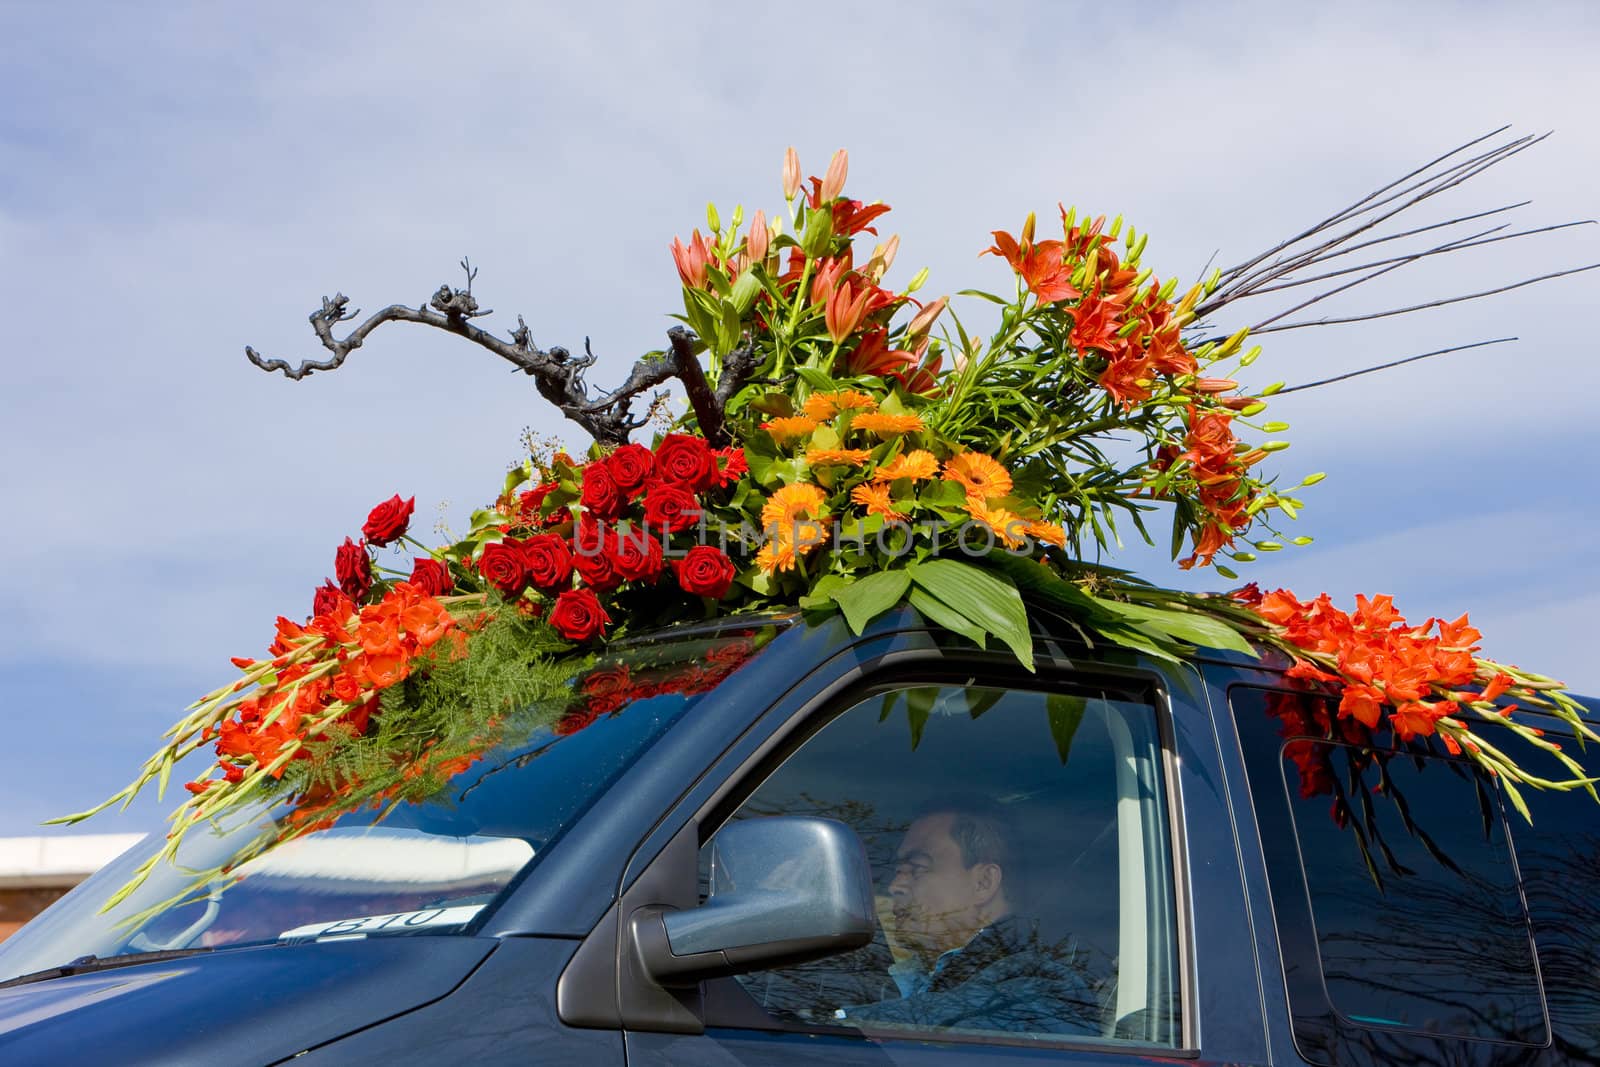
xmin=887 ymin=813 xmax=996 ymax=958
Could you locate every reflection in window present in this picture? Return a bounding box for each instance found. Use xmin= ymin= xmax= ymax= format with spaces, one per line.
xmin=1233 ymin=687 xmax=1550 ymax=1059
xmin=703 ymin=684 xmax=1179 ymax=1047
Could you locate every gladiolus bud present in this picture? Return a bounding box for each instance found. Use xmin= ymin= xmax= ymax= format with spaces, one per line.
xmin=906 ymin=295 xmax=948 ymax=337
xmin=821 ymin=148 xmax=848 ymax=202
xmin=783 ymin=147 xmax=801 ymax=200
xmin=747 ymin=209 xmax=769 ymax=262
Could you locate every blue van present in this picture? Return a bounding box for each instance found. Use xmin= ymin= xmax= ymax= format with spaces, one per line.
xmin=2 ymin=605 xmax=1596 ymax=1065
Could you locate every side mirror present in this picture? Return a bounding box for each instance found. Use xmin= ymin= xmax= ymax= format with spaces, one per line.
xmin=630 ymin=816 xmax=875 ymax=986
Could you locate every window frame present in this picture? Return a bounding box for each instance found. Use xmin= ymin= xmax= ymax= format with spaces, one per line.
xmin=686 ymin=652 xmax=1199 ymax=1056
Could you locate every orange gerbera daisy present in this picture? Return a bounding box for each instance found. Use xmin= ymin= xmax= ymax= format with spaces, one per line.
xmin=805 ymin=448 xmax=874 ymax=467
xmin=943 ymin=451 xmax=1013 ymax=500
xmin=872 ymin=449 xmax=939 ymax=483
xmin=756 ymin=540 xmax=798 ymax=574
xmin=850 ymin=412 xmax=926 ymax=435
xmin=1025 ymin=520 xmax=1068 ymax=549
xmin=850 ymin=482 xmax=908 ymax=521
xmin=760 ymin=483 xmax=828 ymax=528
xmin=762 ymin=415 xmax=820 ymax=443
xmin=803 ymin=390 xmax=878 ymax=421
xmin=965 ymin=497 xmax=1029 ymax=549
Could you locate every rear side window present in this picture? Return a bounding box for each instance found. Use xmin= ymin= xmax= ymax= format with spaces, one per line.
xmin=1231 ymin=688 xmax=1550 ymax=1065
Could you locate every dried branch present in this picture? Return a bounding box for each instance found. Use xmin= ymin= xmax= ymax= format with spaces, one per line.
xmin=1196 ymin=130 xmax=1582 ymax=325
xmin=1275 ymin=337 xmax=1517 ymax=395
xmin=246 ymin=270 xmax=738 ymax=448
xmin=1248 ymin=263 xmax=1600 ymax=335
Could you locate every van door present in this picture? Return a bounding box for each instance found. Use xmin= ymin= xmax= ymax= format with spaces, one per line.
xmin=594 ymin=646 xmax=1270 ymax=1065
xmin=1224 ymin=683 xmax=1600 ymax=1066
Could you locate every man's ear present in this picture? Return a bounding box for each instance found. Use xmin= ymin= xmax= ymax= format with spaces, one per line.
xmin=971 ymin=862 xmax=1003 ymax=906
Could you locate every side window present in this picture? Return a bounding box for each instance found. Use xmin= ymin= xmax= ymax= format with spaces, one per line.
xmin=1499 ymin=723 xmax=1600 ymax=1061
xmin=1231 ymin=687 xmax=1550 ymax=1066
xmin=700 ymin=682 xmax=1181 ymax=1048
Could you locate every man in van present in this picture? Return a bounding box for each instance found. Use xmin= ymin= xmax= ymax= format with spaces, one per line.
xmin=838 ymin=804 xmax=1101 ymax=1036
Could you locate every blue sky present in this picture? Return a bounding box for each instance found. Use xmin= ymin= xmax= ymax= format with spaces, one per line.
xmin=2 ymin=1 xmax=1597 ymax=836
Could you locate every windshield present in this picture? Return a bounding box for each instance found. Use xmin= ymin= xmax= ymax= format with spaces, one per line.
xmin=0 ymin=624 xmax=776 ymax=981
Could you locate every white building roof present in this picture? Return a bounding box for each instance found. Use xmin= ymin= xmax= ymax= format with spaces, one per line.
xmin=0 ymin=834 xmax=146 ymax=889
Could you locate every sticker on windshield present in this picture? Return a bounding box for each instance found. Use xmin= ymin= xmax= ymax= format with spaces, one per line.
xmin=278 ymin=904 xmax=484 ymax=942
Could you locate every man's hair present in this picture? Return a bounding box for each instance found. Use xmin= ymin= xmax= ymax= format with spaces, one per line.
xmin=916 ymin=799 xmax=1015 ymax=875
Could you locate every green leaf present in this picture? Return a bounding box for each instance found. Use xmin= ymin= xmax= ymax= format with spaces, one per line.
xmin=796 ymin=366 xmax=837 ymax=392
xmin=907 ymin=586 xmax=988 ymax=650
xmin=955 ymin=287 xmax=1010 ymax=306
xmin=799 ymin=573 xmax=853 ymax=612
xmin=502 ymin=460 xmax=532 ymax=497
xmin=982 ymin=552 xmax=1100 ymax=615
xmin=906 ymin=687 xmax=937 ymax=750
xmin=1046 ymin=694 xmax=1088 ymax=765
xmin=1095 ymin=599 xmax=1256 ymax=655
xmin=917 ymin=479 xmax=969 ymax=508
xmin=907 ymin=558 xmax=1034 ymax=671
xmin=831 ymin=569 xmax=910 ymax=634
xmin=966 ymin=688 xmax=1003 ymax=720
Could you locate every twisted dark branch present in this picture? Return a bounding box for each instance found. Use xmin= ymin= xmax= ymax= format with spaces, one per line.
xmin=246 ymin=277 xmax=747 ymax=448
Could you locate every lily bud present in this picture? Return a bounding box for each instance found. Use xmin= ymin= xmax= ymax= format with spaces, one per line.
xmin=905 ymin=266 xmax=930 ymax=293
xmin=821 ymin=148 xmax=848 ymax=202
xmin=706 ymin=202 xmax=721 ymax=235
xmin=906 ymin=295 xmax=949 ymax=337
xmin=879 ymin=233 xmax=900 ymax=274
xmin=1192 ymin=377 xmax=1238 ymax=394
xmin=748 ymin=209 xmax=769 ymax=262
xmin=783 ymin=147 xmax=801 ymax=201
xmin=1020 ymin=212 xmax=1037 ymax=245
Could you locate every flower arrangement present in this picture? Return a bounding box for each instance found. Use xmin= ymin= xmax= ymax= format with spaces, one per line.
xmin=61 ymin=144 xmax=1597 ymax=918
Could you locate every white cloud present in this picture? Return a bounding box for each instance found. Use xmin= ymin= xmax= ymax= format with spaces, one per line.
xmin=0 ymin=2 xmax=1596 ymax=742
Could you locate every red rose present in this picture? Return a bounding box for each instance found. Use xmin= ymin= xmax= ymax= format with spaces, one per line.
xmin=607 ymin=444 xmax=655 ymax=497
xmin=409 ymin=557 xmax=453 ymax=597
xmin=520 ymin=533 xmax=574 ymax=593
xmin=362 ymin=495 xmax=415 ymax=546
xmin=311 ymin=580 xmax=350 ymax=620
xmin=574 ymin=535 xmax=623 ymax=593
xmin=550 ymin=587 xmax=611 ymax=642
xmin=554 ymin=706 xmax=599 ymax=736
xmin=479 ymin=541 xmax=529 ymax=596
xmin=611 ymin=527 xmax=664 ymax=583
xmin=335 ymin=538 xmax=373 ymax=600
xmin=643 ymin=484 xmax=702 ymax=534
xmin=581 ymin=463 xmax=623 ymax=520
xmin=706 ymin=637 xmax=755 ymax=665
xmin=580 ymin=663 xmax=633 ymax=700
xmin=673 ymin=545 xmax=736 ymax=599
xmin=654 ymin=433 xmax=718 ymax=492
